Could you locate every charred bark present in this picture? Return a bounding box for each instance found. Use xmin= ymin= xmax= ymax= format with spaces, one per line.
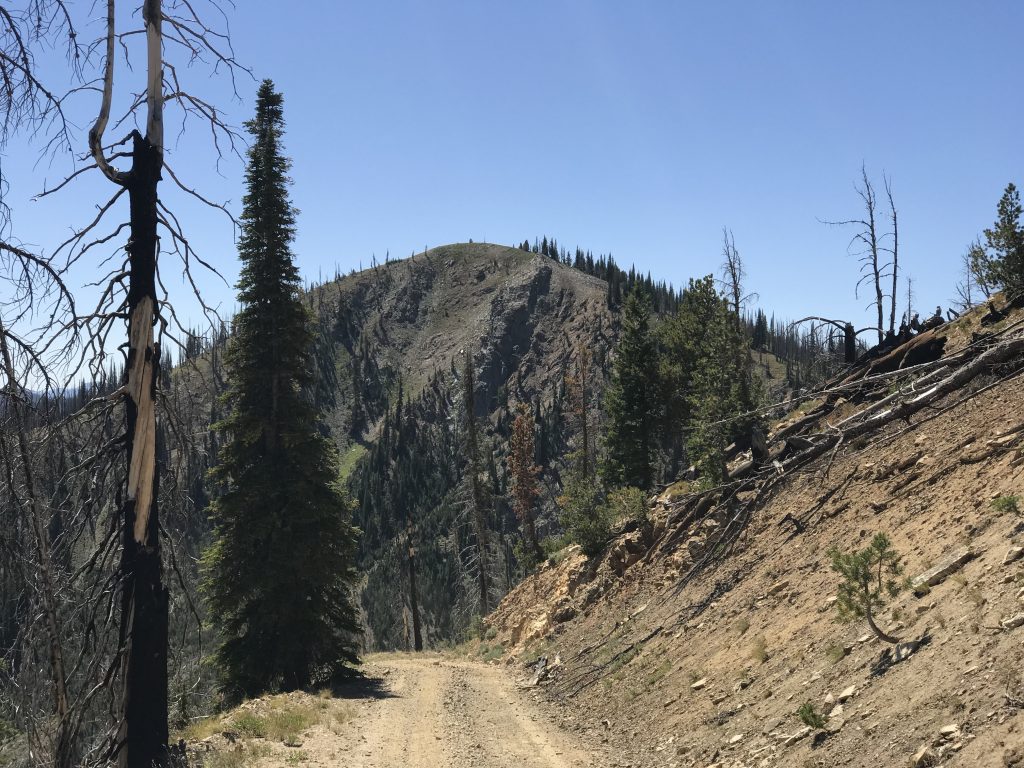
xmin=116 ymin=130 xmax=169 ymax=768
xmin=408 ymin=543 xmax=423 ymax=652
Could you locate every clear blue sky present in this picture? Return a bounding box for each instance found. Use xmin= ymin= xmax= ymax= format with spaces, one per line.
xmin=3 ymin=1 xmax=1022 ymax=332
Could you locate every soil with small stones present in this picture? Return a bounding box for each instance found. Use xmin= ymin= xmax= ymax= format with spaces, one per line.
xmin=355 ymin=654 xmax=603 ymax=768
xmin=484 ymin=304 xmax=1024 ymax=768
xmin=198 ymin=654 xmax=607 ymax=768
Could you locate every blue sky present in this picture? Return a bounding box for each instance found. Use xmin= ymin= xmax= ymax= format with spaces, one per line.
xmin=3 ymin=1 xmax=1022 ymax=333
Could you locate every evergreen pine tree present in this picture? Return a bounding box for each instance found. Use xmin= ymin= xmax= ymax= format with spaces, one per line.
xmin=984 ymin=182 xmax=1024 ymax=297
xmin=658 ymin=276 xmax=763 ymax=485
xmin=461 ymin=351 xmax=491 ymax=613
xmin=202 ymin=80 xmax=360 ymax=699
xmin=603 ymin=286 xmax=659 ymax=489
xmin=558 ymin=348 xmax=609 ymax=557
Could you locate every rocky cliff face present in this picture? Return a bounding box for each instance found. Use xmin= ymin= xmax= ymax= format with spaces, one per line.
xmin=319 ymin=242 xmax=613 ymax=420
xmin=309 ymin=243 xmax=617 ymax=649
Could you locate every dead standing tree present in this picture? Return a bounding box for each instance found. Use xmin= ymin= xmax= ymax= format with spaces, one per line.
xmin=0 ymin=7 xmax=89 ymax=766
xmin=0 ymin=1 xmax=244 ymax=765
xmin=405 ymin=520 xmax=423 ymax=652
xmin=883 ymin=176 xmax=899 ymax=336
xmin=822 ymin=166 xmax=900 ymax=345
xmin=719 ymin=227 xmax=758 ymax=322
xmin=79 ymin=7 xmax=173 ymax=764
xmin=508 ymin=402 xmax=542 ymax=563
xmin=0 ymin=243 xmax=79 ymax=767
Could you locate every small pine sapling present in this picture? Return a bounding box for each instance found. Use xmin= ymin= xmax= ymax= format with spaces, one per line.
xmin=991 ymin=494 xmax=1020 ymax=515
xmin=796 ymin=701 xmax=827 ymax=730
xmin=828 ymin=532 xmax=906 ymax=645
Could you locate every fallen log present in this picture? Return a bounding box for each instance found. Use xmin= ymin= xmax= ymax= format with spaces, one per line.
xmin=842 ymin=329 xmax=947 ymax=383
xmin=782 ymin=335 xmax=1024 ymax=476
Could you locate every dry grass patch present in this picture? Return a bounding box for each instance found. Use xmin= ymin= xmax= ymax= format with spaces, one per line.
xmin=180 ymin=713 xmax=230 ymax=743
xmin=181 ymin=690 xmax=358 ymax=767
xmin=749 ymin=635 xmax=769 ymax=664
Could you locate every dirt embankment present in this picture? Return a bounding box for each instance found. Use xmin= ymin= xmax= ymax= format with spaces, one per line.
xmin=483 ymin=310 xmax=1024 ymax=768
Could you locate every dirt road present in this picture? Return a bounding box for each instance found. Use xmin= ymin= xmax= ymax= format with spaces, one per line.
xmin=338 ymin=654 xmax=600 ymax=768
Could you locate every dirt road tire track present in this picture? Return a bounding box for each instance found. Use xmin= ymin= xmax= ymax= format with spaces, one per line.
xmin=346 ymin=654 xmax=600 ymax=768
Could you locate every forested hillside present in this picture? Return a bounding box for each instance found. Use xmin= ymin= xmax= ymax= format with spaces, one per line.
xmin=317 ymin=243 xmax=618 ymax=648
xmin=115 ymin=234 xmax=850 ymax=657
xmin=184 ymin=241 xmax=855 ymax=650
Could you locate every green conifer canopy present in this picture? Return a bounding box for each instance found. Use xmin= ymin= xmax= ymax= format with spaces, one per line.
xmin=202 ymin=80 xmax=360 ymax=699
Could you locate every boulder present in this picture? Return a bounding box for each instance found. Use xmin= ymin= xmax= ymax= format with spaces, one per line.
xmin=606 ymin=532 xmax=646 ymax=576
xmin=1004 ymin=546 xmax=1024 ymax=566
xmin=781 ymin=726 xmax=812 ymax=747
xmin=686 ymin=537 xmax=707 ymax=561
xmin=909 ymin=744 xmax=938 ymax=767
xmin=1001 ymin=612 xmax=1024 ymax=630
xmin=911 ymin=547 xmax=974 ymax=593
xmin=552 ymin=603 xmax=577 ymax=623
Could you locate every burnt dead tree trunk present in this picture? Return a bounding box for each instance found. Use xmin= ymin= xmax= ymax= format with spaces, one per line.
xmin=885 ymin=177 xmax=899 ymax=336
xmin=823 ymin=166 xmax=891 ymax=347
xmin=843 ymin=322 xmax=856 ymax=364
xmin=408 ymin=534 xmax=423 ymax=652
xmin=87 ymin=1 xmax=170 ymax=764
xmin=864 ymin=172 xmax=884 ymax=345
xmin=566 ymin=346 xmax=592 ymax=477
xmin=116 ymin=130 xmax=169 ymax=768
xmin=0 ymin=320 xmax=74 ymax=768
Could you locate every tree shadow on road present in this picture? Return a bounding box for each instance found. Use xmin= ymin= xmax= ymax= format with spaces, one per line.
xmin=328 ymin=672 xmax=396 ymax=701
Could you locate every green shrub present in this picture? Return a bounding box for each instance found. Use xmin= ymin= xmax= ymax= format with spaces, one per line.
xmin=481 ymin=644 xmax=505 ymax=662
xmin=466 ymin=614 xmax=485 ymax=641
xmin=0 ymin=717 xmax=16 ymax=745
xmin=540 ymin=533 xmax=572 ymax=564
xmin=605 ymin=486 xmax=649 ymax=527
xmin=512 ymin=538 xmax=542 ymax=572
xmin=232 ymin=712 xmax=267 ymax=739
xmin=266 ymin=705 xmax=318 ymax=743
xmin=796 ymin=701 xmax=827 ymax=729
xmin=824 ymin=643 xmax=848 ymax=664
xmin=559 ymin=471 xmax=611 ymax=557
xmin=203 ymin=751 xmax=249 ymax=768
xmin=992 ymin=495 xmax=1020 ymax=515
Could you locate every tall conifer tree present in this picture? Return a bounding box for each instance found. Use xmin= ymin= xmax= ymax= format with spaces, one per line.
xmin=202 ymin=80 xmax=359 ymax=698
xmin=603 ymin=286 xmax=659 ymax=490
xmin=461 ymin=352 xmax=491 ymax=612
xmin=984 ymin=182 xmax=1024 ymax=296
